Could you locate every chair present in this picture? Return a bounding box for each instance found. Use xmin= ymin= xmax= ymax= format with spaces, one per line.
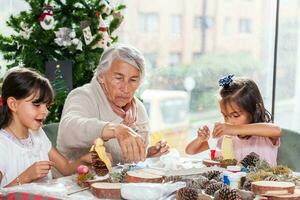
xmin=277 ymin=128 xmax=300 ymax=171
xmin=43 ymin=123 xmax=59 ymax=147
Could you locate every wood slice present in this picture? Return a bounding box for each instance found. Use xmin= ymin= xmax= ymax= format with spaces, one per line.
xmin=202 ymin=159 xmax=222 ymax=167
xmin=125 ymin=170 xmax=163 ymax=183
xmin=77 ymin=174 xmax=110 ymax=188
xmin=90 ymin=182 xmax=121 ymax=199
xmin=202 ymin=159 xmax=235 ymax=168
xmin=266 ymin=189 xmax=300 ymax=200
xmin=252 ymin=181 xmax=295 ymax=195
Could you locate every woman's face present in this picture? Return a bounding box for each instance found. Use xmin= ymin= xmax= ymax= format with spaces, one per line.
xmin=100 ymin=59 xmax=141 ymax=107
xmin=219 ymin=100 xmax=250 ymax=125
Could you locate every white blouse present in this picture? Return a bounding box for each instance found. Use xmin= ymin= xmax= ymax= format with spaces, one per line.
xmin=0 ymin=128 xmax=52 ymax=187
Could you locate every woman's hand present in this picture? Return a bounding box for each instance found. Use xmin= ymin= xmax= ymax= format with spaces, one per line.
xmin=197 ymin=125 xmax=210 ymax=141
xmin=112 ymin=124 xmax=146 ymax=163
xmin=147 ymin=140 xmax=170 ymax=158
xmin=22 ymin=161 xmax=53 ymax=183
xmin=80 ymin=152 xmax=93 ymax=164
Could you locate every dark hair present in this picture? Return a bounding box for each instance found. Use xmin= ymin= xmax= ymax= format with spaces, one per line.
xmin=219 ymin=77 xmax=271 ymax=123
xmin=0 ymin=68 xmax=54 ymax=128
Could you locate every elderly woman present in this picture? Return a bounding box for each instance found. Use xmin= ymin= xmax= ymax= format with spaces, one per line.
xmin=56 ymin=44 xmax=169 ymax=165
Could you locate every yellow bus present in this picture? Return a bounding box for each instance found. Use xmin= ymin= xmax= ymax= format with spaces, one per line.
xmin=141 ymin=89 xmax=190 ymax=154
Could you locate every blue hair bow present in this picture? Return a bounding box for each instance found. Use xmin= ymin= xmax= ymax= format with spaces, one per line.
xmin=218 ymin=74 xmax=234 ymax=88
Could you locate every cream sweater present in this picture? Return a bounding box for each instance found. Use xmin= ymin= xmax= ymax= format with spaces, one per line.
xmin=56 ymin=77 xmax=149 ymax=165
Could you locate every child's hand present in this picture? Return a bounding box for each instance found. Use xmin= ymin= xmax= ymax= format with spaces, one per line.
xmin=197 ymin=125 xmax=210 ymax=141
xmin=23 ymin=161 xmax=53 ymax=182
xmin=212 ymin=122 xmax=233 ymax=137
xmin=80 ymin=152 xmax=92 ymax=164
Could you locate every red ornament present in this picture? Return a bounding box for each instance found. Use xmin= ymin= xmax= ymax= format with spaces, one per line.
xmin=0 ymin=96 xmax=3 ymax=107
xmin=77 ymin=165 xmax=89 ymax=174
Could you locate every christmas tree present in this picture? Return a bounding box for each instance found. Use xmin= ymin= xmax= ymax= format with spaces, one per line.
xmin=0 ymin=0 xmax=125 ymax=122
xmin=51 ymin=64 xmax=68 ymax=121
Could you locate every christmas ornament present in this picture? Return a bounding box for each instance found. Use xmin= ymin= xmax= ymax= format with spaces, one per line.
xmin=19 ymin=23 xmax=32 ymax=39
xmin=54 ymin=27 xmax=82 ymax=51
xmin=39 ymin=4 xmax=55 ymax=30
xmin=77 ymin=165 xmax=89 ymax=174
xmin=94 ymin=14 xmax=112 ymax=49
xmin=99 ymin=0 xmax=112 ymax=15
xmin=80 ymin=21 xmax=93 ymax=45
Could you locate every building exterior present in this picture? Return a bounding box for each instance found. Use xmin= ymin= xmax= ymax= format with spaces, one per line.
xmin=115 ymin=0 xmax=264 ymax=68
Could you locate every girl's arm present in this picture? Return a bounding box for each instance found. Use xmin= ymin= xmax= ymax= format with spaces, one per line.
xmin=224 ymin=123 xmax=281 ymax=138
xmin=185 ymin=126 xmax=210 ymax=154
xmin=213 ymin=123 xmax=281 ymax=145
xmin=185 ymin=138 xmax=209 ymax=155
xmin=48 ymin=147 xmax=92 ymax=176
xmin=3 ymin=161 xmax=53 ymax=187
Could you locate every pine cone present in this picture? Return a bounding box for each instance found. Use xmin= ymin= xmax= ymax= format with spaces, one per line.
xmin=242 ymin=179 xmax=252 ymax=191
xmin=197 ymin=193 xmax=213 ymax=200
xmin=176 ymin=187 xmax=198 ymax=200
xmin=201 ymin=170 xmax=222 ymax=181
xmin=240 ymin=152 xmax=260 ymax=168
xmin=214 ymin=186 xmax=241 ymax=200
xmin=264 ymin=175 xmax=279 ymax=181
xmin=164 ymin=175 xmax=183 ymax=183
xmin=194 ymin=175 xmax=209 ymax=189
xmin=186 ymin=180 xmax=203 ymax=192
xmin=205 ymin=182 xmax=224 ymax=196
xmin=91 ymin=150 xmax=109 ymax=176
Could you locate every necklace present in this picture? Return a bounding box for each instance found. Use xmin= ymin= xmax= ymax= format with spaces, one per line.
xmin=4 ymin=127 xmax=34 ymax=148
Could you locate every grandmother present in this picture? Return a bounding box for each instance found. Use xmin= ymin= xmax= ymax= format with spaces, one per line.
xmin=56 ymin=44 xmax=169 ymax=164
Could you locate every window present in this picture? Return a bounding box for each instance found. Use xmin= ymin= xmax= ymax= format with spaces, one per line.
xmin=194 ymin=16 xmax=214 ymax=29
xmin=239 ymin=18 xmax=252 ymax=33
xmin=138 ymin=13 xmax=159 ymax=33
xmin=193 ymin=52 xmax=202 ymax=61
xmin=144 ymin=53 xmax=158 ymax=69
xmin=169 ymin=52 xmax=181 ymax=67
xmin=171 ymin=15 xmax=182 ymax=35
xmin=223 ymin=17 xmax=232 ymax=35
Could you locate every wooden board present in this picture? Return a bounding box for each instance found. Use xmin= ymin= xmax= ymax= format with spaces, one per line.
xmin=90 ymin=182 xmax=121 ymax=199
xmin=202 ymin=159 xmax=236 ymax=168
xmin=252 ymin=181 xmax=295 ymax=195
xmin=125 ymin=169 xmax=163 ymax=183
xmin=265 ymin=189 xmax=300 ymax=200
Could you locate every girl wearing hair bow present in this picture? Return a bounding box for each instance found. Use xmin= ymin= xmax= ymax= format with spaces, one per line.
xmin=185 ymin=75 xmax=281 ymax=166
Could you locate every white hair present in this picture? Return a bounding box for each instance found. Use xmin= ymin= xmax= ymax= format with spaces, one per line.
xmin=95 ymin=44 xmax=145 ymax=80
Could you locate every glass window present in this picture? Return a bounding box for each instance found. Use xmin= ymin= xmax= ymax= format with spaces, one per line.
xmin=223 ymin=17 xmax=232 ymax=35
xmin=144 ymin=53 xmax=158 ymax=69
xmin=169 ymin=52 xmax=181 ymax=67
xmin=138 ymin=13 xmax=159 ymax=33
xmin=239 ymin=18 xmax=252 ymax=33
xmin=171 ymin=15 xmax=182 ymax=35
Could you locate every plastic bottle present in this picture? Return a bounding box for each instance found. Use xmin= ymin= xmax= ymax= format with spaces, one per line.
xmin=223 ymin=170 xmax=232 ymax=186
xmin=229 ymin=173 xmax=240 ymax=189
xmin=222 ymin=135 xmax=235 ymax=159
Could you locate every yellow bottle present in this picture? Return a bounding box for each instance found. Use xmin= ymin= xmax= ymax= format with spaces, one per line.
xmin=222 ymin=135 xmax=235 ymax=159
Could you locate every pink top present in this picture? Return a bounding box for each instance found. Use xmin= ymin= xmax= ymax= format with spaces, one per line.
xmin=219 ymin=135 xmax=280 ymax=166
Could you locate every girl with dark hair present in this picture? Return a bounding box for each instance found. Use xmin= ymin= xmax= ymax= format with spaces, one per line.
xmin=0 ymin=68 xmax=91 ymax=188
xmin=186 ymin=75 xmax=281 ymax=166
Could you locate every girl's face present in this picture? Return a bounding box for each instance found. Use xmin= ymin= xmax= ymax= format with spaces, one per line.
xmin=219 ymin=100 xmax=250 ymax=125
xmin=10 ymin=92 xmax=49 ymax=131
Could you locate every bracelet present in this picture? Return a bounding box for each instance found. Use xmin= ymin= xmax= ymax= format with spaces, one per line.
xmin=16 ymin=177 xmax=21 ymax=185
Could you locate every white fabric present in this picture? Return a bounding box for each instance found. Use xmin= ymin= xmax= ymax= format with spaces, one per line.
xmin=0 ymin=128 xmax=52 ymax=188
xmin=57 ymin=77 xmax=149 ymax=165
